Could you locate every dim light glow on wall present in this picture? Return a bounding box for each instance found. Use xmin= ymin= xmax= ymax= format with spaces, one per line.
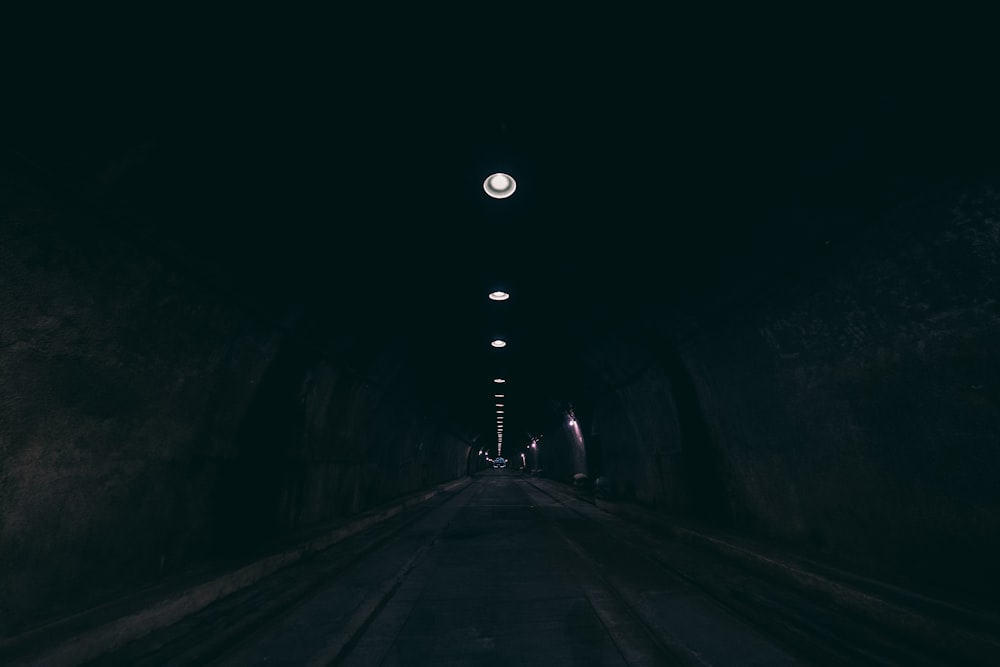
xmin=483 ymin=173 xmax=516 ymax=199
xmin=488 ymin=291 xmax=510 ymax=301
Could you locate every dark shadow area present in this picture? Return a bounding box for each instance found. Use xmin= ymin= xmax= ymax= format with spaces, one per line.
xmin=662 ymin=349 xmax=733 ymax=526
xmin=211 ymin=342 xmax=317 ymax=558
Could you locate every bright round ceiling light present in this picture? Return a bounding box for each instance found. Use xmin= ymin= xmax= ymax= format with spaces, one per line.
xmin=488 ymin=291 xmax=510 ymax=301
xmin=483 ymin=173 xmax=516 ymax=199
xmin=493 ymin=378 xmax=505 ymax=384
xmin=491 ymin=339 xmax=507 ymax=348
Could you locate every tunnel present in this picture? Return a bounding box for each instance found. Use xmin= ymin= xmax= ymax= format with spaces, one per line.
xmin=2 ymin=13 xmax=1000 ymax=666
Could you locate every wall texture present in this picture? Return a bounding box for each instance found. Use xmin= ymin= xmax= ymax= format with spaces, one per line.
xmin=678 ymin=182 xmax=1000 ymax=603
xmin=0 ymin=168 xmax=469 ymax=636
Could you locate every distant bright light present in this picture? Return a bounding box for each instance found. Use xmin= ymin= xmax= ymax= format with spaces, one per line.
xmin=495 ymin=403 xmax=504 ymax=407
xmin=494 ymin=378 xmax=505 ymax=383
xmin=483 ymin=173 xmax=516 ymax=199
xmin=494 ymin=394 xmax=504 ymax=398
xmin=491 ymin=339 xmax=507 ymax=348
xmin=496 ymin=410 xmax=504 ymax=414
xmin=488 ymin=291 xmax=510 ymax=301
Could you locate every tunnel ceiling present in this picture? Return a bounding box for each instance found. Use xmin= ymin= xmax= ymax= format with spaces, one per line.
xmin=6 ymin=14 xmax=999 ymax=443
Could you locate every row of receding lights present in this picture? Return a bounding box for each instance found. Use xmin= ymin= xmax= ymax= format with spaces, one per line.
xmin=484 ymin=173 xmax=516 ymax=458
xmin=491 ymin=292 xmax=508 ymax=468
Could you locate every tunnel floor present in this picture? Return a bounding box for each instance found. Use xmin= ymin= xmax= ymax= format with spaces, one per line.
xmin=75 ymin=472 xmax=984 ymax=667
xmin=214 ymin=471 xmax=799 ymax=667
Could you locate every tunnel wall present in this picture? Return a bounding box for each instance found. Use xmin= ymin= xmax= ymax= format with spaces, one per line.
xmin=0 ymin=168 xmax=469 ymax=636
xmin=590 ymin=371 xmax=676 ymax=507
xmin=578 ymin=337 xmax=676 ymax=510
xmin=677 ymin=182 xmax=1000 ymax=602
xmin=582 ymin=340 xmax=731 ymax=522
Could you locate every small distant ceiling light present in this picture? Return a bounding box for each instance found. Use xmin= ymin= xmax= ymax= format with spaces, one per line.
xmin=495 ymin=403 xmax=504 ymax=407
xmin=494 ymin=394 xmax=504 ymax=398
xmin=483 ymin=173 xmax=516 ymax=199
xmin=494 ymin=378 xmax=505 ymax=383
xmin=497 ymin=410 xmax=504 ymax=414
xmin=488 ymin=290 xmax=510 ymax=301
xmin=491 ymin=339 xmax=507 ymax=348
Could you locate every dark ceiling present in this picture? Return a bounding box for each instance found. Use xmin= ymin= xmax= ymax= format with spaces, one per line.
xmin=6 ymin=10 xmax=999 ymax=445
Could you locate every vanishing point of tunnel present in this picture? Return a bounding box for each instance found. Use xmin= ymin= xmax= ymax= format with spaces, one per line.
xmin=2 ymin=11 xmax=1000 ymax=666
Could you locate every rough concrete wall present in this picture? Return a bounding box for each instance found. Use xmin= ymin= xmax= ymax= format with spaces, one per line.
xmin=0 ymin=169 xmax=469 ymax=635
xmin=680 ymin=182 xmax=1000 ymax=602
xmin=0 ymin=170 xmax=277 ymax=633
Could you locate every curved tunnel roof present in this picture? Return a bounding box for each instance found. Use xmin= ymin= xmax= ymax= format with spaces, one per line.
xmin=6 ymin=22 xmax=999 ymax=450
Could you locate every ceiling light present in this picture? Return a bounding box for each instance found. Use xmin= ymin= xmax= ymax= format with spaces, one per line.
xmin=491 ymin=339 xmax=507 ymax=348
xmin=493 ymin=378 xmax=505 ymax=383
xmin=494 ymin=394 xmax=504 ymax=398
xmin=488 ymin=290 xmax=510 ymax=301
xmin=495 ymin=403 xmax=504 ymax=407
xmin=483 ymin=173 xmax=516 ymax=199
